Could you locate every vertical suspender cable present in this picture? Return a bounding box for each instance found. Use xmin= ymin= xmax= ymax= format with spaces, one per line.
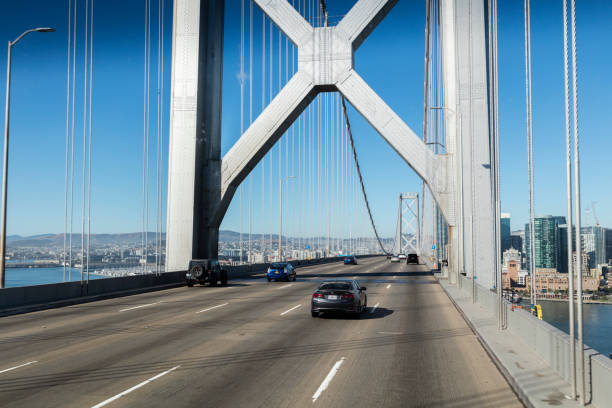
xmin=487 ymin=0 xmax=502 ymax=328
xmin=524 ymin=0 xmax=536 ymax=308
xmin=155 ymin=0 xmax=160 ymax=274
xmin=468 ymin=0 xmax=477 ymax=303
xmin=87 ymin=0 xmax=94 ymax=283
xmin=278 ymin=24 xmax=282 ymax=260
xmin=69 ymin=0 xmax=77 ymax=280
xmin=421 ymin=0 xmax=432 ymax=248
xmin=249 ymin=0 xmax=253 ymax=264
xmin=262 ymin=13 xmax=266 ymax=261
xmin=142 ymin=0 xmax=151 ymax=271
xmin=269 ymin=19 xmax=273 ymax=254
xmin=239 ymin=0 xmax=244 ymax=264
xmin=562 ymin=0 xmax=576 ymax=399
xmin=64 ymin=0 xmax=73 ymax=282
xmin=569 ymin=0 xmax=585 ymax=403
xmin=81 ymin=0 xmax=89 ymax=285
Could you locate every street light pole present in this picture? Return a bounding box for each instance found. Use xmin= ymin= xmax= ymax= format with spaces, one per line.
xmin=0 ymin=28 xmax=54 ymax=288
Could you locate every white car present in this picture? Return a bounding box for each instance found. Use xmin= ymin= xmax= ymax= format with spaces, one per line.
xmin=390 ymin=256 xmax=400 ymax=263
xmin=398 ymin=254 xmax=407 ymax=260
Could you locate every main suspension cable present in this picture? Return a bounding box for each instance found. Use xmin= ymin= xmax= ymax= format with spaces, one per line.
xmin=340 ymin=97 xmax=390 ymax=255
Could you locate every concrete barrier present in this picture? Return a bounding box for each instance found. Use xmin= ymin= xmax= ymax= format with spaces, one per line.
xmin=456 ymin=275 xmax=612 ymax=407
xmin=0 ymin=255 xmax=380 ymax=315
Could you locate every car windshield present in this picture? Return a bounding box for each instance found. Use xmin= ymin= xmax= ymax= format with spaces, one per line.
xmin=270 ymin=263 xmax=286 ymax=269
xmin=318 ymin=282 xmax=352 ymax=290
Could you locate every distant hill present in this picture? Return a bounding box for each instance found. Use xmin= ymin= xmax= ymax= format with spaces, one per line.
xmin=7 ymin=230 xmax=393 ymax=248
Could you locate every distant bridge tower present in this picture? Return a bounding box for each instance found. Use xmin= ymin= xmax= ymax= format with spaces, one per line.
xmin=392 ymin=193 xmax=420 ymax=256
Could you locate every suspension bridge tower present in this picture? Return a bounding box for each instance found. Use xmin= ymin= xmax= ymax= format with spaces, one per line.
xmin=165 ymin=0 xmax=499 ymax=291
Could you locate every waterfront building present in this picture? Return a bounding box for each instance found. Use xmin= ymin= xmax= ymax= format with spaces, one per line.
xmin=525 ymin=215 xmax=566 ymax=273
xmin=503 ymin=248 xmax=521 ymax=267
xmin=524 ymin=267 xmax=599 ymax=293
xmin=572 ymin=251 xmax=590 ymax=276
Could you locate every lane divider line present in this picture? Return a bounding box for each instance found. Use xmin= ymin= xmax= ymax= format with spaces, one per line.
xmin=312 ymin=357 xmax=345 ymax=403
xmin=0 ymin=361 xmax=37 ymax=375
xmin=277 ymin=284 xmax=293 ymax=289
xmin=280 ymin=304 xmax=302 ymax=316
xmin=91 ymin=365 xmax=180 ymax=408
xmin=196 ymin=303 xmax=228 ymax=314
xmin=119 ymin=302 xmax=159 ymax=312
xmin=370 ymin=302 xmax=380 ymax=313
xmin=386 ymin=284 xmax=391 ymax=289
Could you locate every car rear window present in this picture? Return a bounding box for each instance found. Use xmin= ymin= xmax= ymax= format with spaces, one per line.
xmin=270 ymin=263 xmax=286 ymax=269
xmin=319 ymin=282 xmax=351 ymax=290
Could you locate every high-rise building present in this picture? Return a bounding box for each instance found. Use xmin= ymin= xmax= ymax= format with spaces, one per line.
xmin=579 ymin=226 xmax=606 ymax=268
xmin=501 ymin=213 xmax=511 ymax=255
xmin=525 ymin=215 xmax=566 ymax=273
xmin=605 ymin=228 xmax=612 ymax=264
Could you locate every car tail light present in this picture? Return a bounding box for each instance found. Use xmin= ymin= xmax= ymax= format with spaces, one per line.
xmin=341 ymin=294 xmax=354 ymax=300
xmin=312 ymin=293 xmax=323 ymax=298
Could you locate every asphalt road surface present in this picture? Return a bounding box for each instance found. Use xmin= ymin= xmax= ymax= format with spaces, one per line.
xmin=0 ymin=257 xmax=523 ymax=407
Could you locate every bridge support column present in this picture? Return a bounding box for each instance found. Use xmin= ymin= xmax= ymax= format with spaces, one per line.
xmin=441 ymin=0 xmax=495 ymax=288
xmin=166 ymin=0 xmax=224 ymax=272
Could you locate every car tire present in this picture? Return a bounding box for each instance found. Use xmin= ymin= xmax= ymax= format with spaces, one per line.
xmin=311 ymin=311 xmax=318 ymax=318
xmin=267 ymin=277 xmax=271 ymax=282
xmin=220 ymin=270 xmax=228 ymax=286
xmin=187 ymin=282 xmax=194 ymax=287
xmin=210 ymin=275 xmax=218 ymax=287
xmin=292 ymin=274 xmax=296 ymax=282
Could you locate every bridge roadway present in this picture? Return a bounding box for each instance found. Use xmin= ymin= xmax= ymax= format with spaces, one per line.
xmin=0 ymin=257 xmax=522 ymax=407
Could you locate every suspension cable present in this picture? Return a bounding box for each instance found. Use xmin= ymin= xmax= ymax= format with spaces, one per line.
xmin=340 ymin=97 xmax=390 ymax=255
xmin=69 ymin=0 xmax=78 ymax=281
xmin=569 ymin=0 xmax=585 ymax=402
xmin=64 ymin=0 xmax=73 ymax=282
xmin=86 ymin=0 xmax=94 ymax=283
xmin=561 ymin=0 xmax=576 ymax=399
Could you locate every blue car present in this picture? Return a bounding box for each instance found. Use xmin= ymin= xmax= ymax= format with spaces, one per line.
xmin=266 ymin=262 xmax=296 ymax=282
xmin=344 ymin=255 xmax=357 ymax=265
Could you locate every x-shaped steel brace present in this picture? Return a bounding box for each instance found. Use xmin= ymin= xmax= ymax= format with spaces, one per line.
xmin=216 ymin=0 xmax=453 ymax=227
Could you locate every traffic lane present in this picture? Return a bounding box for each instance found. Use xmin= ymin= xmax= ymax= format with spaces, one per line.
xmin=0 ymin=257 xmax=379 ymax=334
xmin=0 ymin=258 xmax=377 ymax=363
xmin=0 ymin=259 xmax=389 ymax=407
xmin=314 ymin=263 xmax=523 ymax=408
xmin=100 ymin=260 xmax=405 ymax=408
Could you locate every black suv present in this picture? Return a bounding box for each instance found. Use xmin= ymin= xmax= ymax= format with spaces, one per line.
xmin=186 ymin=259 xmax=228 ymax=287
xmin=406 ymin=254 xmax=419 ymax=265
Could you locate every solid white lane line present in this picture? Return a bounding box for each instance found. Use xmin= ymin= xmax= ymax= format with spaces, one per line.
xmin=119 ymin=302 xmax=159 ymax=312
xmin=370 ymin=302 xmax=380 ymax=313
xmin=277 ymin=284 xmax=293 ymax=289
xmin=386 ymin=284 xmax=391 ymax=289
xmin=393 ymin=275 xmax=397 ymax=279
xmin=352 ymin=276 xmax=357 ymax=279
xmin=280 ymin=304 xmax=302 ymax=316
xmin=196 ymin=303 xmax=228 ymax=314
xmin=0 ymin=361 xmax=37 ymax=375
xmin=312 ymin=357 xmax=345 ymax=403
xmin=90 ymin=365 xmax=180 ymax=408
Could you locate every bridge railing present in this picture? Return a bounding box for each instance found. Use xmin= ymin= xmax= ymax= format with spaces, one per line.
xmin=455 ymin=275 xmax=612 ymax=407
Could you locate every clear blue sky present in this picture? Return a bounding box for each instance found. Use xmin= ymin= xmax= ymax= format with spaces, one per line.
xmin=0 ymin=0 xmax=610 ymax=238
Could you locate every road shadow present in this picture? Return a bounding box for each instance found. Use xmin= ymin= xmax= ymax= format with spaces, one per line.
xmin=189 ymin=283 xmax=250 ymax=288
xmin=299 ymin=270 xmax=433 ymax=279
xmin=316 ymin=307 xmax=393 ymax=320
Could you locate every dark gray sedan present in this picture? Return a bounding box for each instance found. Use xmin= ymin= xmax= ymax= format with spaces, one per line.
xmin=311 ymin=279 xmax=367 ymax=317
